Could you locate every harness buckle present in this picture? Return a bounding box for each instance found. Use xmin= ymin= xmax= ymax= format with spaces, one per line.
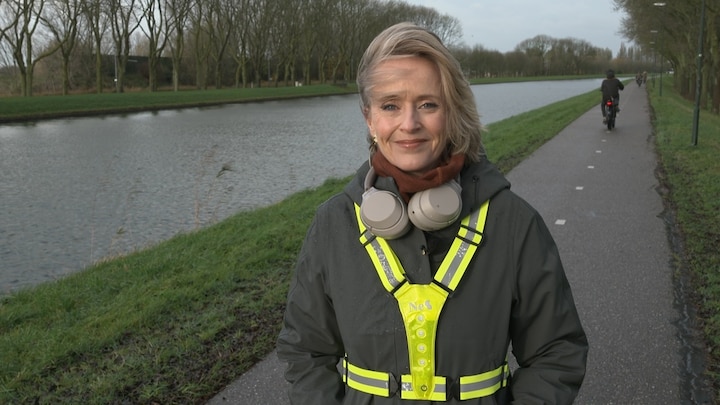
xmin=446 ymin=376 xmax=461 ymax=401
xmin=388 ymin=372 xmax=400 ymax=397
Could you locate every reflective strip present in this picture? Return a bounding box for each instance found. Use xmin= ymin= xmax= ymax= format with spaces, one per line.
xmin=343 ymin=359 xmax=508 ymax=401
xmin=363 ymin=231 xmax=405 ymax=291
xmin=355 ymin=206 xmax=406 ymax=291
xmin=459 ymin=362 xmax=509 ymax=400
xmin=400 ymin=374 xmax=447 ymax=401
xmin=343 ymin=358 xmax=391 ymax=397
xmin=435 ymin=200 xmax=489 ymax=291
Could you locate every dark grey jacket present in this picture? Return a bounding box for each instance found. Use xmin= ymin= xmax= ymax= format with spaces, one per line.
xmin=601 ymin=78 xmax=624 ymax=101
xmin=277 ymin=158 xmax=588 ymax=404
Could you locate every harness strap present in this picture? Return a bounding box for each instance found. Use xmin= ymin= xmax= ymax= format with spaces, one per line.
xmin=342 ymin=357 xmax=509 ymax=401
xmin=351 ymin=199 xmax=494 ymax=400
xmin=435 ymin=201 xmax=489 ymax=291
xmin=354 ymin=200 xmax=490 ymax=293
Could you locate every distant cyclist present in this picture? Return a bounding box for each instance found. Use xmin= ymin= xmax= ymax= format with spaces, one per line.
xmin=601 ymin=69 xmax=624 ymax=124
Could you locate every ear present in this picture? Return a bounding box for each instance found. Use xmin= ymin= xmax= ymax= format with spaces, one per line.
xmin=363 ymin=107 xmax=374 ymax=134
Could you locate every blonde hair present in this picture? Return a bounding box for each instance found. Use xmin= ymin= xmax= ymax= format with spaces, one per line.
xmin=357 ymin=22 xmax=486 ymax=162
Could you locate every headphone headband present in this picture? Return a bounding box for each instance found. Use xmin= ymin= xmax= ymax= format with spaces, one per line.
xmin=360 ymin=167 xmax=462 ymax=239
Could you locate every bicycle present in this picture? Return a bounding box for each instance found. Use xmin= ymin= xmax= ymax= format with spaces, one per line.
xmin=605 ymin=98 xmax=617 ymax=130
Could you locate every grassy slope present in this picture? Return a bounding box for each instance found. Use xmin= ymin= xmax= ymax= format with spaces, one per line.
xmin=648 ymin=83 xmax=720 ymax=392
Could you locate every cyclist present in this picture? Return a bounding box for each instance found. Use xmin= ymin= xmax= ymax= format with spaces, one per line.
xmin=601 ymin=69 xmax=624 ymax=124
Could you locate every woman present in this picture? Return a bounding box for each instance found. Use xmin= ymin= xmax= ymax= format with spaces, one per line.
xmin=277 ymin=22 xmax=587 ymax=404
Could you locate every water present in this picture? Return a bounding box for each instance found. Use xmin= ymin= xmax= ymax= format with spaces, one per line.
xmin=0 ymin=79 xmax=603 ymax=292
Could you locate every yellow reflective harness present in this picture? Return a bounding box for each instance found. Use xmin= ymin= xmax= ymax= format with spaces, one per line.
xmin=345 ymin=200 xmax=509 ymax=401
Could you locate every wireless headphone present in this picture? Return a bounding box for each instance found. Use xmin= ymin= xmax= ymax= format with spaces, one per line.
xmin=359 ymin=166 xmax=462 ymax=239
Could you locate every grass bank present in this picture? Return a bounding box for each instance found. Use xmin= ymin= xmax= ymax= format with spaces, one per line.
xmin=0 ymin=84 xmax=358 ymax=123
xmin=0 ymin=89 xmax=600 ymax=403
xmin=647 ymin=81 xmax=720 ymax=393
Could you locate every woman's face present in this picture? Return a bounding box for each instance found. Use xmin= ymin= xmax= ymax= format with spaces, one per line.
xmin=364 ymin=56 xmax=446 ymax=176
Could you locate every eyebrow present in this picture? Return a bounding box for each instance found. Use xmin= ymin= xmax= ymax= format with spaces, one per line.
xmin=372 ymin=91 xmax=441 ymax=103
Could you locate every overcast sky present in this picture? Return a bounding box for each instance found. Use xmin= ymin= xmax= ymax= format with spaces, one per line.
xmin=404 ymin=0 xmax=630 ymax=56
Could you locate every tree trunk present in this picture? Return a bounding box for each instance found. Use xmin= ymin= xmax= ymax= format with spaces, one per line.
xmin=62 ymin=61 xmax=70 ymax=95
xmin=173 ymin=65 xmax=180 ymax=91
xmin=149 ymin=57 xmax=158 ymax=91
xmin=94 ymin=41 xmax=103 ymax=93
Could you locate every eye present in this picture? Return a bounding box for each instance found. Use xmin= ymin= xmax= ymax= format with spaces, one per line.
xmin=419 ymin=102 xmax=439 ymax=110
xmin=380 ymin=103 xmax=398 ymax=111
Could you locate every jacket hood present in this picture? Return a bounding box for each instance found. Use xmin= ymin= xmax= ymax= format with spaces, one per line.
xmin=344 ymin=158 xmax=511 ymax=217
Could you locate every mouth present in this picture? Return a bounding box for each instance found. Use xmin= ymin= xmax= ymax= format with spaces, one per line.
xmin=395 ymin=139 xmax=427 ymax=148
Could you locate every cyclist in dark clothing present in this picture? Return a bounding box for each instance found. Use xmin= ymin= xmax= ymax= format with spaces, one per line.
xmin=601 ymin=69 xmax=624 ymax=124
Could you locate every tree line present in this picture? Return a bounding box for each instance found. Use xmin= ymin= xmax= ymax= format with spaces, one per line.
xmin=614 ymin=0 xmax=720 ymax=114
xmin=1 ymin=0 xmax=649 ymax=97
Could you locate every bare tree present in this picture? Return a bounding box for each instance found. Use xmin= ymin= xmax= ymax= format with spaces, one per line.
xmin=81 ymin=0 xmax=110 ymax=93
xmin=515 ymin=35 xmax=553 ymax=76
xmin=0 ymin=3 xmax=21 ymax=70
xmin=138 ymin=0 xmax=168 ymax=91
xmin=406 ymin=5 xmax=462 ymax=47
xmin=42 ymin=0 xmax=82 ymax=95
xmin=327 ymin=0 xmax=367 ymax=84
xmin=1 ymin=0 xmax=63 ymax=96
xmin=187 ymin=0 xmax=210 ymax=89
xmin=246 ymin=0 xmax=275 ymax=87
xmin=205 ymin=0 xmax=234 ymax=89
xmin=268 ymin=0 xmax=301 ymax=86
xmin=165 ymin=0 xmax=193 ymax=91
xmin=229 ymin=0 xmax=251 ymax=88
xmin=297 ymin=0 xmax=322 ymax=85
xmin=313 ymin=0 xmax=334 ymax=84
xmin=107 ymin=0 xmax=141 ymax=92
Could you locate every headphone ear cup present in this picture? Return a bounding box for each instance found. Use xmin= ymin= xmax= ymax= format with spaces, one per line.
xmin=360 ymin=188 xmax=411 ymax=239
xmin=408 ymin=181 xmax=462 ymax=231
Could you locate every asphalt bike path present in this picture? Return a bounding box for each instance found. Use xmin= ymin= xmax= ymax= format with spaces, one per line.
xmin=207 ymin=83 xmax=691 ymax=404
xmin=504 ymin=84 xmax=681 ymax=404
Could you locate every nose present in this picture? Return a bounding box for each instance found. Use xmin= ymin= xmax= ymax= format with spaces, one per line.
xmin=400 ymin=107 xmax=421 ymax=132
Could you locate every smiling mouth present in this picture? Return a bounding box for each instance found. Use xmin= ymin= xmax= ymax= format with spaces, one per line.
xmin=396 ymin=139 xmax=427 ymax=147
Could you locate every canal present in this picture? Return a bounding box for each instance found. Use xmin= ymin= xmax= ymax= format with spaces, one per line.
xmin=0 ymin=79 xmax=604 ymax=292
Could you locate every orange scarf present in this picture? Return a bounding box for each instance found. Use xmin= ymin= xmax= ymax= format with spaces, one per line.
xmin=371 ymin=152 xmax=465 ymax=203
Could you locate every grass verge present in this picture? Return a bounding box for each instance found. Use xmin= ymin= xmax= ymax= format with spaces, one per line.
xmin=647 ymin=81 xmax=720 ymax=394
xmin=0 ymin=84 xmax=358 ymax=123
